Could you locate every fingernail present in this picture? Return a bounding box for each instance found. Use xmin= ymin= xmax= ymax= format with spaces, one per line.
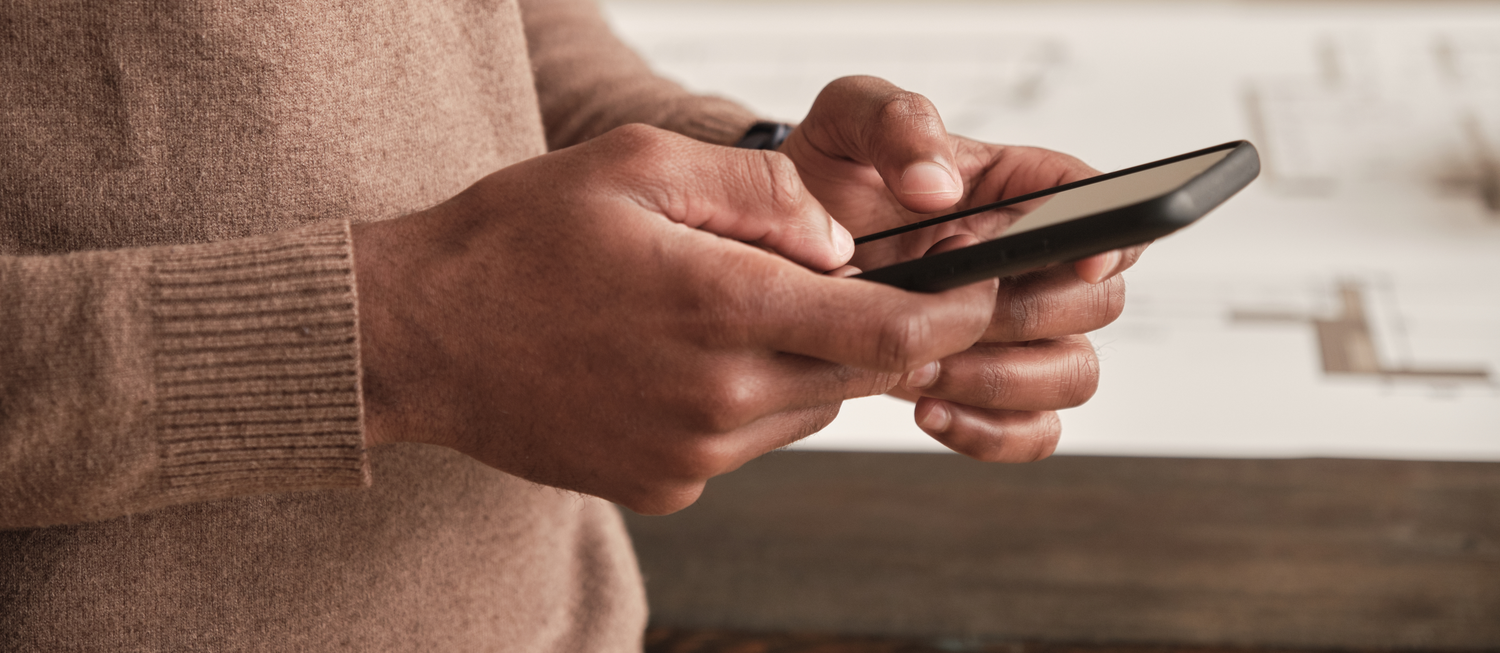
xmin=900 ymin=161 xmax=960 ymax=197
xmin=1103 ymin=250 xmax=1123 ymax=277
xmin=832 ymin=220 xmax=855 ymax=260
xmin=906 ymin=361 xmax=940 ymax=389
xmin=1089 ymin=250 xmax=1123 ymax=284
xmin=919 ymin=401 xmax=951 ymax=433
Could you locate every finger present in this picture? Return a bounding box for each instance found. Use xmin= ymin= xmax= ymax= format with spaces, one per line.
xmin=903 ymin=335 xmax=1100 ymax=411
xmin=926 ymin=232 xmax=980 ymax=256
xmin=760 ymin=272 xmax=999 ymax=374
xmin=914 ymin=399 xmax=1061 ymax=463
xmin=595 ymin=124 xmax=854 ymax=271
xmin=799 ymin=76 xmax=964 ymax=213
xmin=709 ymin=403 xmax=847 ymax=474
xmin=961 ymin=142 xmax=1100 ymax=210
xmin=828 ymin=264 xmax=863 ymax=278
xmin=1072 ymin=242 xmax=1152 ymax=284
xmin=762 ymin=353 xmax=902 ymax=407
xmin=985 ymin=268 xmax=1126 ymax=342
xmin=672 ymin=353 xmax=899 ymax=437
xmin=1072 ymin=251 xmax=1122 ymax=286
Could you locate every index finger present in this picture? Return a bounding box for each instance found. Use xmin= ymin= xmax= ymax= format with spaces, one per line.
xmin=958 ymin=143 xmax=1149 ymax=284
xmin=757 ymin=270 xmax=999 ymax=374
xmin=590 ymin=125 xmax=855 ymax=272
xmin=957 ymin=142 xmax=1100 ymax=210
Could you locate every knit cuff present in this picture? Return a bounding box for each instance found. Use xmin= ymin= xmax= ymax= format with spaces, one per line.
xmin=148 ymin=221 xmax=368 ymax=500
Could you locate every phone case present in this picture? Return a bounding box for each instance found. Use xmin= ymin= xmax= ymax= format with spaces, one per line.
xmin=853 ymin=141 xmax=1261 ymax=292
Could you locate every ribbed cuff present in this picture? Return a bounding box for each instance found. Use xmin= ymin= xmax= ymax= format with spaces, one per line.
xmin=148 ymin=221 xmax=368 ymax=499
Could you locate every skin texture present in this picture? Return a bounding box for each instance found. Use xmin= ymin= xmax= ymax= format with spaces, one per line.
xmin=355 ymin=125 xmax=998 ymax=515
xmin=780 ymin=76 xmax=1146 ymax=463
xmin=355 ymin=76 xmax=1145 ymax=513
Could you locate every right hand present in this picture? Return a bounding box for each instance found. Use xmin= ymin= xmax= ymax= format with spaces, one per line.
xmin=779 ymin=77 xmax=1136 ymax=463
xmin=352 ymin=125 xmax=997 ymax=514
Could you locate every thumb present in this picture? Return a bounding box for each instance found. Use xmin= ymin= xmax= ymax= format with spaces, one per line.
xmin=713 ymin=148 xmax=856 ymax=272
xmin=797 ymin=76 xmax=964 ymax=214
xmin=603 ymin=126 xmax=854 ymax=271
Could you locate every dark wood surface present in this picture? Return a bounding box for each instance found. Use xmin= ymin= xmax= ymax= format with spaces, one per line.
xmin=644 ymin=627 xmax=1395 ymax=653
xmin=625 ymin=453 xmax=1500 ymax=651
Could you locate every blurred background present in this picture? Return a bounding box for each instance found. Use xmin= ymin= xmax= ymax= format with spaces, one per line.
xmin=600 ymin=1 xmax=1500 ymax=651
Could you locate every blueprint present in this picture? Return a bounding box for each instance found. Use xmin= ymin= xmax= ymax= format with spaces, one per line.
xmin=603 ymin=1 xmax=1500 ymax=460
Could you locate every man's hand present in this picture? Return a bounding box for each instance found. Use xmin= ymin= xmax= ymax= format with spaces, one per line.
xmin=353 ymin=125 xmax=997 ymax=514
xmin=780 ymin=76 xmax=1145 ymax=462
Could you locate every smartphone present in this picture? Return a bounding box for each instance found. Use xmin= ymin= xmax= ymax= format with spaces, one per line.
xmin=853 ymin=141 xmax=1260 ymax=292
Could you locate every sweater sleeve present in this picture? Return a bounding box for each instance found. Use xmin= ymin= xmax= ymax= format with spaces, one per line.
xmin=0 ymin=220 xmax=368 ymax=529
xmin=519 ymin=0 xmax=761 ymax=150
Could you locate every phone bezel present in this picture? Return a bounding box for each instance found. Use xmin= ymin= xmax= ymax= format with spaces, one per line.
xmin=852 ymin=141 xmax=1261 ymax=292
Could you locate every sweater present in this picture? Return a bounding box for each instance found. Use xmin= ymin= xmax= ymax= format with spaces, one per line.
xmin=0 ymin=1 xmax=758 ymax=650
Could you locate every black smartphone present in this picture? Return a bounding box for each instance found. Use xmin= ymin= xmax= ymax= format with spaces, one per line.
xmin=852 ymin=141 xmax=1260 ymax=292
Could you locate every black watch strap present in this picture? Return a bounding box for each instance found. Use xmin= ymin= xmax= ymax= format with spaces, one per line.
xmin=734 ymin=121 xmax=793 ymax=150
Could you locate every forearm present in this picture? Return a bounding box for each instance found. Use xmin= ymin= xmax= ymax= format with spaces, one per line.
xmin=520 ymin=0 xmax=759 ymax=149
xmin=0 ymin=221 xmax=367 ymax=529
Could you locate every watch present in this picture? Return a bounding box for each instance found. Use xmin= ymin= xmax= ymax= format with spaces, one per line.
xmin=734 ymin=121 xmax=794 ymax=150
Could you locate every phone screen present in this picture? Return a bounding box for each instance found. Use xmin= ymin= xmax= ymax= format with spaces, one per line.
xmin=853 ymin=147 xmax=1235 ymax=258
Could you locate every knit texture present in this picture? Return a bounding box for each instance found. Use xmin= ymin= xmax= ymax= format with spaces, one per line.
xmin=149 ymin=222 xmax=366 ymax=505
xmin=0 ymin=0 xmax=756 ymax=649
xmin=0 ymin=221 xmax=366 ymax=528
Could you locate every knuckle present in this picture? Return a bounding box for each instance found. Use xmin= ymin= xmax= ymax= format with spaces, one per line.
xmin=753 ymin=151 xmax=804 ymax=215
xmin=1006 ymin=288 xmax=1049 ymax=341
xmin=862 ymin=371 xmax=905 ymax=398
xmin=1094 ymin=276 xmax=1127 ymax=328
xmin=874 ymin=90 xmax=941 ymax=131
xmin=874 ymin=309 xmax=934 ymax=372
xmin=592 ymin=125 xmax=675 ymax=195
xmin=1057 ymin=340 xmax=1101 ymax=408
xmin=601 ymin=124 xmax=677 ymax=174
xmin=1032 ymin=417 xmax=1068 ymax=462
xmin=606 ymin=122 xmax=665 ymax=149
xmin=976 ymin=360 xmax=1017 ymax=408
xmin=1026 ymin=413 xmax=1063 ymax=462
xmin=685 ymin=373 xmax=763 ymax=434
xmin=832 ymin=364 xmax=902 ymax=400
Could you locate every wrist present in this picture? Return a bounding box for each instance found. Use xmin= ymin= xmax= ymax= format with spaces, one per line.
xmin=353 ymin=219 xmax=397 ymax=448
xmin=353 ymin=213 xmax=445 ymax=449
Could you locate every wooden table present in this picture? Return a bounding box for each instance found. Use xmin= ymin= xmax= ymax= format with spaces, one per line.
xmin=626 ymin=452 xmax=1500 ymax=651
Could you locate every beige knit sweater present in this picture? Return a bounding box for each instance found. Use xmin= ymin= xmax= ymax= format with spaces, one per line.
xmin=0 ymin=1 xmax=757 ymax=650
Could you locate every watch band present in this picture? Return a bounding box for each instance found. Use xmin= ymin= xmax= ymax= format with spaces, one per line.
xmin=734 ymin=121 xmax=794 ymax=150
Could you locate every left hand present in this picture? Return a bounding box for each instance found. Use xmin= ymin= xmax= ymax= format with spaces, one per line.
xmin=779 ymin=75 xmax=1147 ymax=462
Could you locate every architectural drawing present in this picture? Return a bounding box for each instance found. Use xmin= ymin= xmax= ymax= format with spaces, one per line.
xmin=1231 ymin=280 xmax=1491 ymax=384
xmin=1247 ymin=32 xmax=1500 ymax=214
